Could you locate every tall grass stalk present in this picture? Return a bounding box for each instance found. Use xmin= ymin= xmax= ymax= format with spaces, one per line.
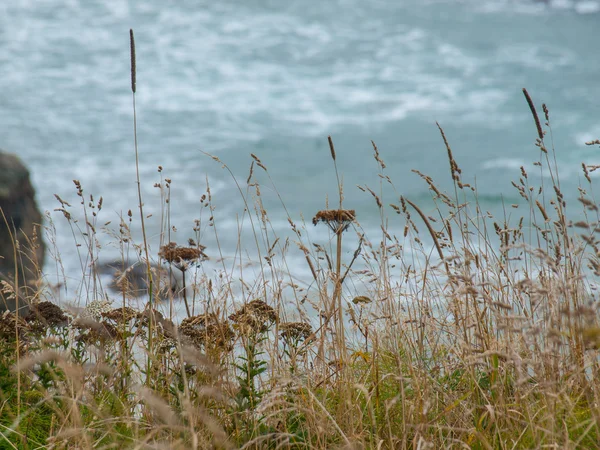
xmin=129 ymin=28 xmax=155 ymax=386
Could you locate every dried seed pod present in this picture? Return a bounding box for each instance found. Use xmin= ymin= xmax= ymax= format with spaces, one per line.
xmin=159 ymin=242 xmax=208 ymax=271
xmin=312 ymin=209 xmax=356 ymax=233
xmin=280 ymin=321 xmax=312 ymax=342
xmin=229 ymin=299 xmax=278 ymax=334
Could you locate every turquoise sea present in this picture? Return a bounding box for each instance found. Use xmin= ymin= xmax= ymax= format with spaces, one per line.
xmin=1 ymin=0 xmax=600 ymax=306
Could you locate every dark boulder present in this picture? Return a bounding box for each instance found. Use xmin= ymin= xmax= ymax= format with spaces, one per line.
xmin=0 ymin=152 xmax=45 ymax=313
xmin=98 ymin=259 xmax=183 ymax=299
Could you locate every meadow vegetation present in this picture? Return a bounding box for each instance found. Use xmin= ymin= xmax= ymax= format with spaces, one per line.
xmin=1 ymin=31 xmax=600 ymax=449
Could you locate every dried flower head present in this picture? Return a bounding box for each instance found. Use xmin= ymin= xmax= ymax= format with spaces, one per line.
xmin=229 ymin=299 xmax=278 ymax=334
xmin=280 ymin=322 xmax=312 ymax=342
xmin=180 ymin=314 xmax=234 ymax=351
xmin=159 ymin=242 xmax=208 ymax=271
xmin=101 ymin=306 xmax=138 ymax=324
xmin=312 ymin=209 xmax=356 ymax=233
xmin=25 ymin=301 xmax=69 ymax=333
xmin=158 ymin=337 xmax=178 ymax=352
xmin=83 ymin=299 xmax=113 ymax=321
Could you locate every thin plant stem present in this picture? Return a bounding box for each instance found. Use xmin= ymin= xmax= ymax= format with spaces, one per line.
xmin=130 ymin=28 xmax=154 ymax=385
xmin=181 ymin=268 xmax=191 ymax=318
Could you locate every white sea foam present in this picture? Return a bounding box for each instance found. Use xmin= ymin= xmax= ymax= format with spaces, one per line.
xmin=482 ymin=158 xmax=528 ymax=171
xmin=1 ymin=0 xmax=599 ymax=290
xmin=574 ymin=1 xmax=600 ymax=13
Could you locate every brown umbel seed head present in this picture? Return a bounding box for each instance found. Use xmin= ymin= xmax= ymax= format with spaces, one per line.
xmin=312 ymin=209 xmax=356 ymax=233
xmin=102 ymin=307 xmax=138 ymax=323
xmin=180 ymin=314 xmax=234 ymax=351
xmin=280 ymin=321 xmax=312 ymax=342
xmin=159 ymin=242 xmax=208 ymax=270
xmin=26 ymin=301 xmax=69 ymax=328
xmin=229 ymin=299 xmax=278 ymax=334
xmin=25 ymin=301 xmax=69 ymax=334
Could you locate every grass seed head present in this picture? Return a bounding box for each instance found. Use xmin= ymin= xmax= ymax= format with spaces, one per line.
xmin=523 ymin=88 xmax=544 ymax=141
xmin=129 ymin=29 xmax=136 ymax=93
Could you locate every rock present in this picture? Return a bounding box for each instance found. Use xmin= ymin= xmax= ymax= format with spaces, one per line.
xmin=0 ymin=152 xmax=45 ymax=313
xmin=98 ymin=259 xmax=184 ymax=299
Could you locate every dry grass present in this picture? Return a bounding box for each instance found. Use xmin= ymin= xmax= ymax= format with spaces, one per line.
xmin=1 ymin=35 xmax=600 ymax=449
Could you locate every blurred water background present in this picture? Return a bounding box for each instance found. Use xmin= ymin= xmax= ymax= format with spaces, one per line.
xmin=1 ymin=0 xmax=599 ymax=306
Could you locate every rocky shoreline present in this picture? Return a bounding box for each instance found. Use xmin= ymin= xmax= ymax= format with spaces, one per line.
xmin=0 ymin=152 xmax=45 ymax=313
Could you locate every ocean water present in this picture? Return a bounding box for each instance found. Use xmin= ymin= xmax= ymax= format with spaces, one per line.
xmin=1 ymin=0 xmax=600 ymax=305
